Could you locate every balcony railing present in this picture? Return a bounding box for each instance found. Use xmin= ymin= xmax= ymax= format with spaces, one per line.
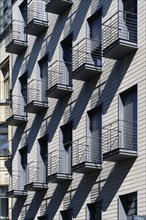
xmin=24 ymin=79 xmax=48 ymax=113
xmin=6 ymin=171 xmax=27 ymax=198
xmin=5 ymin=95 xmax=27 ymax=126
xmin=47 ymin=149 xmax=72 ymax=183
xmin=72 ymin=38 xmax=102 ymax=81
xmin=25 ymin=0 xmax=48 ymax=36
xmin=45 ymin=0 xmax=73 ymax=15
xmin=24 ymin=161 xmax=48 ymax=191
xmin=5 ymin=20 xmax=27 ymax=54
xmin=102 ymin=120 xmax=137 ymax=162
xmin=46 ymin=60 xmax=72 ymax=99
xmin=72 ymin=136 xmax=102 ymax=173
xmin=102 ymin=10 xmax=137 ymax=59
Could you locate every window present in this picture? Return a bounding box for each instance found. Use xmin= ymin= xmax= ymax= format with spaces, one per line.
xmin=39 ymin=135 xmax=48 ymax=177
xmin=87 ymin=107 xmax=102 ymax=163
xmin=0 ymin=59 xmax=9 ymax=101
xmin=19 ymin=0 xmax=27 ymax=23
xmin=119 ymin=192 xmax=137 ymax=220
xmin=60 ymin=122 xmax=72 ymax=174
xmin=0 ymin=186 xmax=8 ymax=219
xmin=88 ymin=12 xmax=102 ymax=67
xmin=87 ymin=201 xmax=102 ymax=220
xmin=19 ymin=72 xmax=27 ymax=103
xmin=39 ymin=56 xmax=48 ymax=102
xmin=61 ymin=34 xmax=72 ymax=85
xmin=60 ymin=209 xmax=72 ymax=220
xmin=0 ymin=124 xmax=8 ymax=156
xmin=19 ymin=146 xmax=27 ymax=170
xmin=119 ymin=86 xmax=137 ymax=150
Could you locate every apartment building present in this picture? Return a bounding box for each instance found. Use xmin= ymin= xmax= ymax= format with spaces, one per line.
xmin=0 ymin=0 xmax=146 ymax=219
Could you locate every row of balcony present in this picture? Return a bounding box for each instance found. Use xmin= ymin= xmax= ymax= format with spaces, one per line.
xmin=5 ymin=10 xmax=137 ymax=60
xmin=5 ymin=120 xmax=137 ymax=198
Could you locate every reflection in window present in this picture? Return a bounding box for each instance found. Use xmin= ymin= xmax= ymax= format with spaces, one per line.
xmin=0 ymin=124 xmax=8 ymax=156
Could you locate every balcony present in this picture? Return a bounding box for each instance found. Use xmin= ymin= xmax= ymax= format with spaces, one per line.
xmin=102 ymin=120 xmax=137 ymax=162
xmin=24 ymin=0 xmax=48 ymax=36
xmin=45 ymin=0 xmax=73 ymax=15
xmin=46 ymin=60 xmax=72 ymax=99
xmin=24 ymin=79 xmax=48 ymax=113
xmin=72 ymin=38 xmax=102 ymax=81
xmin=102 ymin=10 xmax=137 ymax=60
xmin=5 ymin=95 xmax=27 ymax=126
xmin=47 ymin=150 xmax=72 ymax=183
xmin=72 ymin=136 xmax=102 ymax=174
xmin=24 ymin=161 xmax=48 ymax=191
xmin=6 ymin=171 xmax=27 ymax=198
xmin=5 ymin=20 xmax=27 ymax=54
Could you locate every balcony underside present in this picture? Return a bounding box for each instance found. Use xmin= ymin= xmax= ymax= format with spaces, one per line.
xmin=103 ymin=148 xmax=137 ymax=162
xmin=24 ymin=182 xmax=48 ymax=191
xmin=103 ymin=39 xmax=137 ymax=60
xmin=72 ymin=63 xmax=102 ymax=81
xmin=6 ymin=39 xmax=27 ymax=54
xmin=46 ymin=84 xmax=72 ymax=99
xmin=24 ymin=100 xmax=48 ymax=113
xmin=24 ymin=19 xmax=48 ymax=36
xmin=45 ymin=0 xmax=72 ymax=15
xmin=6 ymin=190 xmax=27 ymax=198
xmin=72 ymin=162 xmax=102 ymax=174
xmin=6 ymin=115 xmax=27 ymax=126
xmin=47 ymin=173 xmax=72 ymax=183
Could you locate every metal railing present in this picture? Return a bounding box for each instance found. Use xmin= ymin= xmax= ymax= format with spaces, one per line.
xmin=5 ymin=20 xmax=27 ymax=47
xmin=102 ymin=120 xmax=137 ymax=154
xmin=72 ymin=136 xmax=102 ymax=166
xmin=27 ymin=79 xmax=48 ymax=104
xmin=102 ymin=10 xmax=137 ymax=50
xmin=5 ymin=95 xmax=27 ymax=120
xmin=48 ymin=60 xmax=72 ymax=89
xmin=48 ymin=149 xmax=71 ymax=175
xmin=72 ymin=38 xmax=102 ymax=72
xmin=26 ymin=0 xmax=48 ymax=24
xmin=25 ymin=161 xmax=47 ymax=184
xmin=5 ymin=171 xmax=25 ymax=191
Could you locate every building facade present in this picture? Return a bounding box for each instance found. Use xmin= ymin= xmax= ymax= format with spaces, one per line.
xmin=0 ymin=0 xmax=146 ymax=219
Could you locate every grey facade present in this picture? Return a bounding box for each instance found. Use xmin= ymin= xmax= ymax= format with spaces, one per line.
xmin=0 ymin=0 xmax=146 ymax=219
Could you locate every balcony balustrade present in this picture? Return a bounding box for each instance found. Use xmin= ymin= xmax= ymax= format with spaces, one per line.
xmin=45 ymin=0 xmax=73 ymax=15
xmin=72 ymin=136 xmax=102 ymax=174
xmin=24 ymin=0 xmax=48 ymax=36
xmin=102 ymin=120 xmax=137 ymax=162
xmin=5 ymin=95 xmax=27 ymax=126
xmin=46 ymin=60 xmax=72 ymax=99
xmin=6 ymin=171 xmax=27 ymax=198
xmin=5 ymin=20 xmax=27 ymax=54
xmin=47 ymin=150 xmax=72 ymax=183
xmin=24 ymin=161 xmax=48 ymax=191
xmin=72 ymin=38 xmax=102 ymax=81
xmin=102 ymin=10 xmax=137 ymax=60
xmin=24 ymin=79 xmax=48 ymax=113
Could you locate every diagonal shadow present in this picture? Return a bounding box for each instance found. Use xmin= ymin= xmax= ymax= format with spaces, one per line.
xmin=12 ymin=197 xmax=27 ymax=220
xmin=68 ymin=172 xmax=100 ymax=218
xmin=96 ymin=158 xmax=136 ymax=211
xmin=44 ymin=182 xmax=71 ymax=219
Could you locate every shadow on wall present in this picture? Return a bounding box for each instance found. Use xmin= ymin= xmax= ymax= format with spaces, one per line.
xmin=27 ymin=111 xmax=47 ymax=153
xmin=44 ymin=182 xmax=71 ymax=219
xmin=71 ymin=0 xmax=91 ymax=40
xmin=97 ymin=54 xmax=134 ymax=114
xmin=69 ymin=77 xmax=99 ymax=129
xmin=97 ymin=158 xmax=136 ymax=211
xmin=68 ymin=172 xmax=100 ymax=218
xmin=47 ymin=96 xmax=70 ymax=142
xmin=12 ymin=124 xmax=26 ymax=158
xmin=24 ymin=190 xmax=47 ymax=220
xmin=12 ymin=197 xmax=27 ymax=220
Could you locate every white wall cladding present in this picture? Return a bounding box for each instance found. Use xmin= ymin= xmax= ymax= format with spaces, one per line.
xmin=0 ymin=0 xmax=146 ymax=219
